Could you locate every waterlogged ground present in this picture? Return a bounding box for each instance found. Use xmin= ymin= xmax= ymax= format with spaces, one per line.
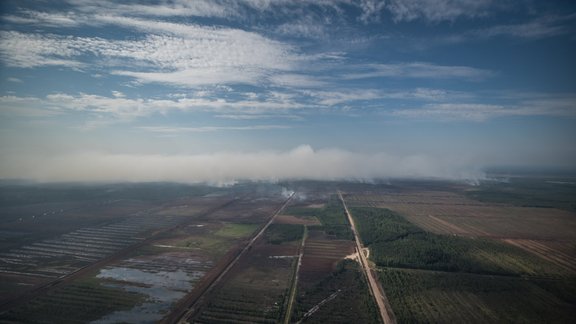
xmin=91 ymin=252 xmax=209 ymax=323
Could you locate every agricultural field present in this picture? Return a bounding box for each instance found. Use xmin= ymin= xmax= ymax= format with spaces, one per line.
xmin=284 ymin=196 xmax=354 ymax=241
xmin=346 ymin=200 xmax=576 ymax=323
xmin=345 ymin=179 xmax=576 ymax=277
xmin=293 ymin=259 xmax=380 ymax=324
xmin=1 ymin=178 xmax=574 ymax=323
xmin=0 ymin=182 xmax=291 ymax=322
xmin=288 ymin=196 xmax=376 ymax=323
xmin=379 ymin=268 xmax=576 ymax=323
xmin=188 ymin=224 xmax=302 ymax=323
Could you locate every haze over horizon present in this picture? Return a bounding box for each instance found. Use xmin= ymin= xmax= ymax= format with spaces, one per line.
xmin=1 ymin=0 xmax=575 ymax=183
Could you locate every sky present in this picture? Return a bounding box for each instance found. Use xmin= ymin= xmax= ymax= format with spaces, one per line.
xmin=0 ymin=0 xmax=575 ymax=183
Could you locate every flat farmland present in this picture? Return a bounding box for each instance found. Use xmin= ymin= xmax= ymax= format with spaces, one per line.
xmin=299 ymin=230 xmax=355 ymax=286
xmin=289 ymin=196 xmax=379 ymax=323
xmin=346 ymin=189 xmax=576 ymax=276
xmin=0 ymin=183 xmax=281 ymax=322
xmin=346 ymin=191 xmax=576 ymax=240
xmin=345 ymin=196 xmax=576 ymax=324
xmin=379 ymin=267 xmax=576 ymax=324
xmin=294 ymin=259 xmax=381 ymax=324
xmin=189 ymin=225 xmax=302 ymax=323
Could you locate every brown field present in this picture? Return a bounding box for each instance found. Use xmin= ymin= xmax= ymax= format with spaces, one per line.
xmin=206 ymin=198 xmax=282 ymax=223
xmin=275 ymin=214 xmax=321 ymax=226
xmin=299 ymin=229 xmax=355 ymax=287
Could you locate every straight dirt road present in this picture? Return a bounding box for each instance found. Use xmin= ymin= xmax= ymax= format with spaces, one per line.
xmin=283 ymin=225 xmax=307 ymax=324
xmin=338 ymin=191 xmax=396 ymax=324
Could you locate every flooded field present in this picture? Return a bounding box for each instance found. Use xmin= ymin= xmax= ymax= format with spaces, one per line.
xmin=93 ymin=251 xmax=211 ymax=323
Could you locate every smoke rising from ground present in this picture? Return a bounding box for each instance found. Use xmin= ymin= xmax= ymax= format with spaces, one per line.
xmin=0 ymin=145 xmax=486 ymax=184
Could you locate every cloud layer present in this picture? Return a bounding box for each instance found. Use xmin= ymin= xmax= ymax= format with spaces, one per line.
xmin=0 ymin=145 xmax=485 ymax=184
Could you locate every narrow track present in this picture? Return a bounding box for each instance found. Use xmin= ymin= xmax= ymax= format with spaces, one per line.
xmin=338 ymin=191 xmax=396 ymax=324
xmin=165 ymin=193 xmax=295 ymax=324
xmin=283 ymin=225 xmax=307 ymax=324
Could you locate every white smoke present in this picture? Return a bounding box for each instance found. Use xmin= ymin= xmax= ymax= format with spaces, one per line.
xmin=0 ymin=145 xmax=486 ymax=183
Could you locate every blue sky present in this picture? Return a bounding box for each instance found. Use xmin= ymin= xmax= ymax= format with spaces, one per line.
xmin=0 ymin=0 xmax=575 ymax=183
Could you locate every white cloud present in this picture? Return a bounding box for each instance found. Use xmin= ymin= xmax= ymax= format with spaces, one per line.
xmin=386 ymin=0 xmax=495 ymax=22
xmin=393 ymin=97 xmax=576 ymax=121
xmin=342 ymin=62 xmax=494 ymax=80
xmin=0 ymin=96 xmax=63 ymax=117
xmin=276 ymin=19 xmax=328 ymax=39
xmin=66 ymin=0 xmax=234 ymax=19
xmin=0 ymin=25 xmax=299 ymax=87
xmin=137 ymin=125 xmax=291 ymax=133
xmin=0 ymin=31 xmax=86 ymax=68
xmin=3 ymin=10 xmax=79 ymax=27
xmin=215 ymin=114 xmax=303 ymax=120
xmin=475 ymin=16 xmax=571 ymax=39
xmin=0 ymin=145 xmax=485 ymax=183
xmin=358 ymin=0 xmax=387 ymax=23
xmin=0 ymin=92 xmax=308 ymax=121
xmin=305 ymin=89 xmax=383 ymax=106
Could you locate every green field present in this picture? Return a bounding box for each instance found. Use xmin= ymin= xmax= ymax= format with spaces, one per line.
xmin=379 ymin=268 xmax=576 ymax=323
xmin=284 ymin=196 xmax=353 ymax=240
xmin=465 ymin=176 xmax=576 ymax=212
xmin=351 ymin=207 xmax=566 ymax=276
xmin=349 ymin=206 xmax=576 ymax=323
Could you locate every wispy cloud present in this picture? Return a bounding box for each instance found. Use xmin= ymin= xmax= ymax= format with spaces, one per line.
xmin=386 ymin=0 xmax=495 ymax=22
xmin=0 ymin=92 xmax=308 ymax=121
xmin=393 ymin=95 xmax=576 ymax=121
xmin=473 ymin=15 xmax=575 ymax=39
xmin=137 ymin=125 xmax=291 ymax=134
xmin=3 ymin=10 xmax=80 ymax=27
xmin=341 ymin=62 xmax=494 ymax=80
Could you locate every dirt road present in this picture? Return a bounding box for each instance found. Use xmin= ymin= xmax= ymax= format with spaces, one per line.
xmin=283 ymin=225 xmax=307 ymax=324
xmin=338 ymin=191 xmax=396 ymax=324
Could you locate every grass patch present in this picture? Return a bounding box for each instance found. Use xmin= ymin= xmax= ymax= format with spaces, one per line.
xmin=215 ymin=223 xmax=259 ymax=239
